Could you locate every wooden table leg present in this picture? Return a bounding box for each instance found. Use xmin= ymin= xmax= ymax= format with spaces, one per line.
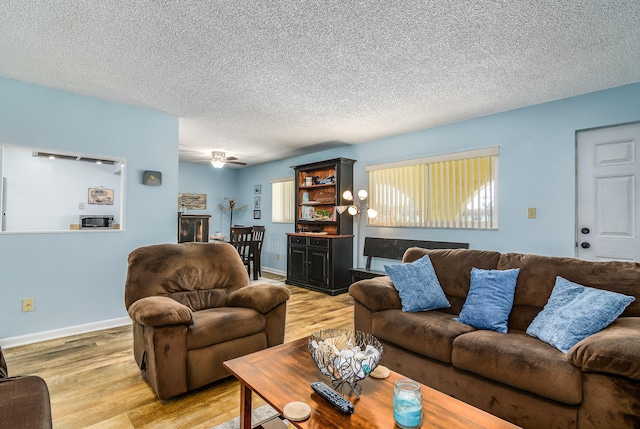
xmin=240 ymin=381 xmax=253 ymax=429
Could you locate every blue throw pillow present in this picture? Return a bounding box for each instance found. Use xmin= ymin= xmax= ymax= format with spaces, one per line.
xmin=526 ymin=277 xmax=635 ymax=353
xmin=454 ymin=267 xmax=520 ymax=333
xmin=384 ymin=255 xmax=451 ymax=312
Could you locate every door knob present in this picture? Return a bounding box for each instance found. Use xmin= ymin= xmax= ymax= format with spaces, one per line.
xmin=581 ymin=227 xmax=590 ymax=234
xmin=581 ymin=242 xmax=591 ymax=249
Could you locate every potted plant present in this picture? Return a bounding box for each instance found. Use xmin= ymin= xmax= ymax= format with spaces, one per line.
xmin=314 ymin=209 xmax=332 ymax=221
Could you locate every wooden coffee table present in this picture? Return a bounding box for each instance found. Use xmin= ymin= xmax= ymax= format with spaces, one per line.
xmin=224 ymin=338 xmax=520 ymax=429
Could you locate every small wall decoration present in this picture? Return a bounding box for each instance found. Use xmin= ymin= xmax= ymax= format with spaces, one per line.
xmin=143 ymin=171 xmax=162 ymax=186
xmin=254 ymin=184 xmax=261 ymax=194
xmin=254 ymin=196 xmax=261 ymax=209
xmin=254 ymin=210 xmax=261 ymax=219
xmin=178 ymin=193 xmax=207 ymax=210
xmin=88 ymin=187 xmax=114 ymax=205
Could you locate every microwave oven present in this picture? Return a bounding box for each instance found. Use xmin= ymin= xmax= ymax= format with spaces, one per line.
xmin=80 ymin=215 xmax=115 ymax=229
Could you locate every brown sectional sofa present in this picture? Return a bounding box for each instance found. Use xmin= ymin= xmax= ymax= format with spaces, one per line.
xmin=349 ymin=248 xmax=640 ymax=429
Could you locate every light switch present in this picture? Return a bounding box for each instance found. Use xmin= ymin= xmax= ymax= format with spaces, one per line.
xmin=527 ymin=208 xmax=536 ymax=219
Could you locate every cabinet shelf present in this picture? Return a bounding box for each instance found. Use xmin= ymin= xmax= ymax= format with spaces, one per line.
xmin=299 ymin=183 xmax=335 ymax=189
xmin=300 ymin=203 xmax=335 ymax=207
xmin=298 ymin=219 xmax=337 ymax=224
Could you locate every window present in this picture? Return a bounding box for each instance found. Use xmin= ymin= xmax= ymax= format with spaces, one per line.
xmin=366 ymin=147 xmax=498 ymax=229
xmin=271 ymin=177 xmax=295 ymax=223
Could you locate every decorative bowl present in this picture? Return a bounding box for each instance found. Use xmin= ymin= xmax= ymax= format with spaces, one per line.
xmin=308 ymin=329 xmax=383 ymax=396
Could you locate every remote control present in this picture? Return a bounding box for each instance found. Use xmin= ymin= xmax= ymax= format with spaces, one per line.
xmin=310 ymin=381 xmax=354 ymax=415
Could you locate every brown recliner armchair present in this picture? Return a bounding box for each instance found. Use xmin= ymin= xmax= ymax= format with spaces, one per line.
xmin=124 ymin=241 xmax=290 ymax=400
xmin=0 ymin=347 xmax=53 ymax=429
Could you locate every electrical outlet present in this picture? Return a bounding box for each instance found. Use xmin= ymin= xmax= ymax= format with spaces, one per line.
xmin=79 ymin=203 xmax=85 ymax=210
xmin=527 ymin=208 xmax=537 ymax=219
xmin=22 ymin=298 xmax=35 ymax=312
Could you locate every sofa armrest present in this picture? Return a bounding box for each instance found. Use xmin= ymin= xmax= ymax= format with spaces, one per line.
xmin=349 ymin=276 xmax=402 ymax=312
xmin=0 ymin=375 xmax=52 ymax=429
xmin=127 ymin=296 xmax=193 ymax=327
xmin=0 ymin=347 xmax=7 ymax=378
xmin=227 ymin=284 xmax=291 ymax=314
xmin=567 ymin=317 xmax=640 ymax=381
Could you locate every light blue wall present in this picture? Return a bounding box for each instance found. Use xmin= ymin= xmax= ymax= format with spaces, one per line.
xmin=3 ymin=77 xmax=638 ymax=341
xmin=239 ymin=83 xmax=640 ymax=272
xmin=0 ymin=77 xmax=178 ymax=340
xmin=178 ymin=162 xmax=240 ymax=237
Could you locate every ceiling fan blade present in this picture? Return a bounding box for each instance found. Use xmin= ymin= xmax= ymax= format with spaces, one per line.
xmin=227 ymin=160 xmax=247 ymax=166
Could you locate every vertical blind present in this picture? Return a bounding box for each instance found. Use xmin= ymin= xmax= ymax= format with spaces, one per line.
xmin=366 ymin=147 xmax=498 ymax=229
xmin=271 ymin=177 xmax=295 ymax=223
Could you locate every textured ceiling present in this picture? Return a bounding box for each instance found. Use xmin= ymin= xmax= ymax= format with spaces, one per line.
xmin=1 ymin=1 xmax=639 ymax=167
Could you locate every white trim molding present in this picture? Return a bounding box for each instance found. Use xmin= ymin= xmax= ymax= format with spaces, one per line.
xmin=0 ymin=317 xmax=132 ymax=349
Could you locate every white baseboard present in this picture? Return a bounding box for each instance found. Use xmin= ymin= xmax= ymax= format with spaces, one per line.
xmin=0 ymin=317 xmax=132 ymax=349
xmin=262 ymin=267 xmax=286 ymax=276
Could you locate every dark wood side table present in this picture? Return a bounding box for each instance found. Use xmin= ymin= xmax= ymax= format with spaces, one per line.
xmin=178 ymin=213 xmax=211 ymax=243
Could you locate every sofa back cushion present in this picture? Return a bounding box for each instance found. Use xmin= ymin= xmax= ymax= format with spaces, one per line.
xmin=497 ymin=253 xmax=640 ymax=331
xmin=402 ymin=248 xmax=501 ymax=314
xmin=125 ymin=242 xmax=250 ymax=311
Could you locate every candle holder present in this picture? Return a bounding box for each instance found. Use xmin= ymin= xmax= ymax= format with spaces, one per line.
xmin=393 ymin=378 xmax=422 ymax=429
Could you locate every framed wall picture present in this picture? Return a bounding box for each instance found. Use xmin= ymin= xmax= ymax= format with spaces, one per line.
xmin=254 ymin=196 xmax=260 ymax=209
xmin=178 ymin=193 xmax=207 ymax=210
xmin=88 ymin=187 xmax=114 ymax=205
xmin=254 ymin=210 xmax=261 ymax=219
xmin=254 ymin=184 xmax=261 ymax=194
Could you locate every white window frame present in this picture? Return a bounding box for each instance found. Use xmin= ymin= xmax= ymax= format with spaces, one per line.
xmin=271 ymin=177 xmax=295 ymax=223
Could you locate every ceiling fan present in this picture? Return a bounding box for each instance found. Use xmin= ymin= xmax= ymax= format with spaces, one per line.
xmin=211 ymin=151 xmax=247 ymax=168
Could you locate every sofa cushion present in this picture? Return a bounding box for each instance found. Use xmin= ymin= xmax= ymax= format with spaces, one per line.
xmin=455 ymin=268 xmax=519 ymax=333
xmin=497 ymin=253 xmax=640 ymax=331
xmin=452 ymin=330 xmax=583 ymax=405
xmin=187 ymin=307 xmax=265 ymax=350
xmin=527 ymin=277 xmax=635 ymax=353
xmin=402 ymin=248 xmax=502 ymax=315
xmin=372 ymin=309 xmax=475 ymax=363
xmin=384 ymin=255 xmax=450 ymax=312
xmin=567 ymin=317 xmax=640 ymax=381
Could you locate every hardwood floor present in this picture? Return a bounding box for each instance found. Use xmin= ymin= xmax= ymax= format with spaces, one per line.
xmin=3 ymin=276 xmax=354 ymax=429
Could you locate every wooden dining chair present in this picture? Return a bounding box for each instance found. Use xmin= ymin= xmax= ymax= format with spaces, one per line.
xmin=251 ymin=225 xmax=265 ymax=279
xmin=229 ymin=226 xmax=253 ymax=278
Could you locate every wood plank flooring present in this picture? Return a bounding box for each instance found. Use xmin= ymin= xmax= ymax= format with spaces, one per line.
xmin=3 ymin=275 xmax=354 ymax=429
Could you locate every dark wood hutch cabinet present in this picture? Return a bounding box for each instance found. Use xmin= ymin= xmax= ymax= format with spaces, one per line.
xmin=286 ymin=158 xmax=355 ymax=295
xmin=178 ymin=213 xmax=210 ymax=243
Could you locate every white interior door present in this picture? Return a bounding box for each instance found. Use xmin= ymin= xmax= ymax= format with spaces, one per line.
xmin=576 ymin=123 xmax=640 ymax=262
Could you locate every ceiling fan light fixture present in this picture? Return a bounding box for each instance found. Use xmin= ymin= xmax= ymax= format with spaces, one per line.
xmin=211 ymin=151 xmax=226 ymax=168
